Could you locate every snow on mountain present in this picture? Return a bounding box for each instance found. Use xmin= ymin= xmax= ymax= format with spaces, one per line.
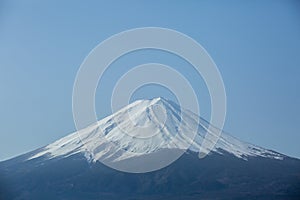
xmin=28 ymin=97 xmax=283 ymax=162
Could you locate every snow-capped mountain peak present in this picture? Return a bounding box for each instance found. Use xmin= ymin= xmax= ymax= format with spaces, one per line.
xmin=29 ymin=98 xmax=284 ymax=162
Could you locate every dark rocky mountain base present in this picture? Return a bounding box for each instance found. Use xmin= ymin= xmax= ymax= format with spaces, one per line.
xmin=1 ymin=150 xmax=299 ymax=200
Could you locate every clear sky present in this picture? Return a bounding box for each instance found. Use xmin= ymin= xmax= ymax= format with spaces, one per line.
xmin=0 ymin=0 xmax=300 ymax=160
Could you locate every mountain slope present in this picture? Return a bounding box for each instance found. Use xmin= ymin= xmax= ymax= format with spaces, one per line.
xmin=1 ymin=150 xmax=299 ymax=200
xmin=0 ymin=98 xmax=299 ymax=200
xmin=28 ymin=98 xmax=283 ymax=163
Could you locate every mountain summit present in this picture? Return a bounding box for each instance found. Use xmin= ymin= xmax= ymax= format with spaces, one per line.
xmin=0 ymin=98 xmax=299 ymax=200
xmin=29 ymin=97 xmax=283 ymax=163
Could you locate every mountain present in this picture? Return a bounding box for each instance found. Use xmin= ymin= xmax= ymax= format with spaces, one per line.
xmin=27 ymin=98 xmax=285 ymax=163
xmin=0 ymin=98 xmax=299 ymax=200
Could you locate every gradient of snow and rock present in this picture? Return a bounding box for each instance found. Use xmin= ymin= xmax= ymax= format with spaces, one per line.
xmin=29 ymin=98 xmax=283 ymax=162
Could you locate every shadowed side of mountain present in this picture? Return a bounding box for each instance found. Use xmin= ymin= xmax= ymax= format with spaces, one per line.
xmin=0 ymin=150 xmax=299 ymax=200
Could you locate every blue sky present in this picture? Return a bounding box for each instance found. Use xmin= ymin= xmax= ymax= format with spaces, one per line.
xmin=0 ymin=0 xmax=300 ymax=160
